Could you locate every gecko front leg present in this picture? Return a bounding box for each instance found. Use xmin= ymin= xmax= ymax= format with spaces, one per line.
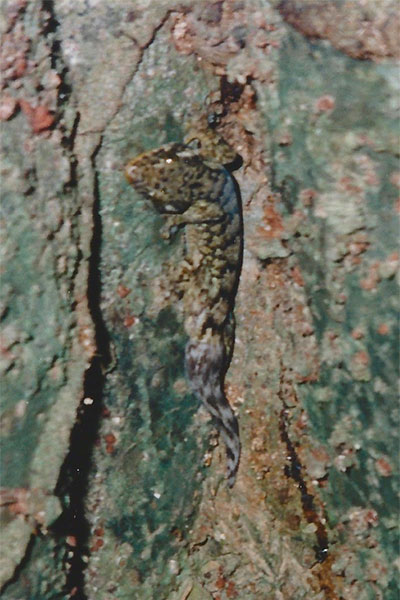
xmin=160 ymin=202 xmax=225 ymax=240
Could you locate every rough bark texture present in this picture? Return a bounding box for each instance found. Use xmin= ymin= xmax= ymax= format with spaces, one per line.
xmin=1 ymin=1 xmax=398 ymax=599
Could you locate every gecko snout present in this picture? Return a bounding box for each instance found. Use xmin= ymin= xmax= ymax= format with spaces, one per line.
xmin=125 ymin=163 xmax=139 ymax=184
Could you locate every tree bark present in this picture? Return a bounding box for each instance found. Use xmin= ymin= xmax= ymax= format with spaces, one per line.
xmin=1 ymin=1 xmax=398 ymax=599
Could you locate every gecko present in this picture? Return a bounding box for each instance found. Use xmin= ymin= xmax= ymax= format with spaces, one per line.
xmin=125 ymin=118 xmax=242 ymax=487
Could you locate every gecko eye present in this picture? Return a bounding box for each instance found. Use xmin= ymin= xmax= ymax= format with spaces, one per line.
xmin=207 ymin=112 xmax=220 ymax=129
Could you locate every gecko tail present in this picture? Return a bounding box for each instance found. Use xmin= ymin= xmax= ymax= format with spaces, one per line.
xmin=185 ymin=339 xmax=241 ymax=487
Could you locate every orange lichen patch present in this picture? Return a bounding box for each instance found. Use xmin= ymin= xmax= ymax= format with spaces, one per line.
xmin=216 ymin=574 xmax=226 ymax=590
xmin=48 ymin=361 xmax=64 ymax=382
xmin=171 ymin=13 xmax=195 ymax=56
xmin=0 ymin=487 xmax=30 ymax=516
xmin=348 ymin=508 xmax=379 ymax=533
xmin=226 ymin=580 xmax=239 ymax=598
xmin=348 ymin=242 xmax=369 ymax=257
xmin=383 ymin=251 xmax=399 ymax=276
xmin=297 ymin=371 xmax=318 ymax=383
xmin=66 ymin=535 xmax=77 ymax=547
xmin=257 ymin=203 xmax=285 ymax=239
xmin=365 ymin=171 xmax=380 ymax=187
xmin=4 ymin=0 xmax=28 ymax=26
xmin=104 ymin=433 xmax=116 ymax=445
xmin=0 ymin=94 xmax=18 ymax=120
xmin=104 ymin=432 xmax=117 ymax=454
xmin=268 ymin=39 xmax=281 ymax=49
xmin=375 ymin=457 xmax=392 ymax=477
xmin=315 ymin=94 xmax=335 ymax=113
xmin=304 ymin=446 xmax=331 ymax=481
xmin=377 ymin=323 xmax=389 ymax=335
xmin=351 ymin=328 xmax=364 ymax=340
xmin=354 ymin=153 xmax=380 ymax=188
xmin=19 ymin=99 xmax=55 ymax=133
xmin=90 ymin=537 xmax=104 ymax=552
xmin=338 ymin=176 xmax=362 ymax=195
xmin=360 ymin=262 xmax=380 ymax=291
xmin=347 ymin=233 xmax=370 ymax=257
xmin=170 ymin=527 xmax=184 ymax=543
xmin=77 ymin=320 xmax=96 ymax=357
xmin=29 ymin=104 xmax=55 ymax=132
xmin=116 ymin=284 xmax=131 ymax=298
xmin=123 ymin=314 xmax=137 ymax=327
xmin=265 ymin=261 xmax=287 ymax=289
xmin=389 ymin=171 xmax=400 ymax=188
xmin=327 ymin=330 xmax=338 ymax=342
xmin=0 ymin=21 xmax=29 ymax=82
xmin=0 ymin=343 xmax=16 ymax=366
xmin=293 ymin=411 xmax=309 ymax=433
xmin=291 ymin=265 xmax=304 ymax=286
xmin=101 ymin=406 xmax=111 ymax=418
xmin=13 ymin=57 xmax=27 ymax=78
xmin=352 ymin=351 xmax=369 ymax=366
xmin=299 ymin=320 xmax=315 ymax=338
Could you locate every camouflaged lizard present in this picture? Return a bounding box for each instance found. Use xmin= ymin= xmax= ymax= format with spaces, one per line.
xmin=125 ymin=118 xmax=242 ymax=487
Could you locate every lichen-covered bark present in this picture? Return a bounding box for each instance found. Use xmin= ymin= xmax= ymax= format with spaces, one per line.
xmin=0 ymin=1 xmax=95 ymax=593
xmin=1 ymin=1 xmax=398 ymax=599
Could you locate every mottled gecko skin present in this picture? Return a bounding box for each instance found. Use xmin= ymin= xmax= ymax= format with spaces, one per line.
xmin=125 ymin=135 xmax=242 ymax=487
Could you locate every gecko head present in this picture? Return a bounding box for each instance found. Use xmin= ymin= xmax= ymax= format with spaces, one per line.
xmin=125 ymin=143 xmax=212 ymax=214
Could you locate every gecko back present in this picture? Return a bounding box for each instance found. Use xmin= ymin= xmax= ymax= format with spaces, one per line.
xmin=125 ymin=139 xmax=242 ymax=487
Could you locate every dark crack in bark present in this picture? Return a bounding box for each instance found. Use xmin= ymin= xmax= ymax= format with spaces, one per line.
xmin=53 ymin=139 xmax=111 ymax=600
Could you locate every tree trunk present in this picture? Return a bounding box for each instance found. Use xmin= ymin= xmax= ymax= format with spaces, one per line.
xmin=1 ymin=1 xmax=398 ymax=599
